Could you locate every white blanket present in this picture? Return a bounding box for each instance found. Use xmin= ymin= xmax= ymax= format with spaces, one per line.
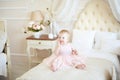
xmin=0 ymin=53 xmax=7 ymax=76
xmin=16 ymin=57 xmax=116 ymax=80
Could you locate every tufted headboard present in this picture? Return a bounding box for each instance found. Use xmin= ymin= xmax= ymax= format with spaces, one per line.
xmin=75 ymin=0 xmax=120 ymax=32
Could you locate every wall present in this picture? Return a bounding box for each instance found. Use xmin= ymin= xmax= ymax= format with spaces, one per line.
xmin=0 ymin=0 xmax=52 ymax=55
xmin=0 ymin=0 xmax=90 ymax=55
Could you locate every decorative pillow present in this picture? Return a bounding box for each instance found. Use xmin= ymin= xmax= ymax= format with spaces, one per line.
xmin=0 ymin=31 xmax=7 ymax=53
xmin=94 ymin=31 xmax=117 ymax=49
xmin=72 ymin=29 xmax=96 ymax=51
xmin=100 ymin=39 xmax=120 ymax=55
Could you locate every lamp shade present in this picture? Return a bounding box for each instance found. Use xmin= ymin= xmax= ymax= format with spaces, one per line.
xmin=31 ymin=10 xmax=44 ymax=22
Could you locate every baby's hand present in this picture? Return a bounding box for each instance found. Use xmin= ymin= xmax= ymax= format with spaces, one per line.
xmin=57 ymin=39 xmax=62 ymax=46
xmin=72 ymin=49 xmax=78 ymax=55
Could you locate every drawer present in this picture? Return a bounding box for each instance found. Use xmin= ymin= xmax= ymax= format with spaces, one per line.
xmin=27 ymin=40 xmax=56 ymax=46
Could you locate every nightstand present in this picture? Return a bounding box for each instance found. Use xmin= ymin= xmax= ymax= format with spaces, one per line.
xmin=26 ymin=34 xmax=57 ymax=68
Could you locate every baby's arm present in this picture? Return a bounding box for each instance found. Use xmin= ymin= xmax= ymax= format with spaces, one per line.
xmin=54 ymin=46 xmax=60 ymax=56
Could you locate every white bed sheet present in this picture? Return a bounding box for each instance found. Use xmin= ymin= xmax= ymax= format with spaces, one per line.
xmin=79 ymin=49 xmax=120 ymax=80
xmin=0 ymin=53 xmax=7 ymax=76
xmin=80 ymin=49 xmax=120 ymax=70
xmin=16 ymin=57 xmax=117 ymax=80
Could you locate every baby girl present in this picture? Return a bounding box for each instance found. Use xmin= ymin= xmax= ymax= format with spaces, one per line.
xmin=43 ymin=30 xmax=86 ymax=71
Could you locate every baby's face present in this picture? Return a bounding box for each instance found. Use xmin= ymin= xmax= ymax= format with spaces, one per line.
xmin=58 ymin=33 xmax=69 ymax=45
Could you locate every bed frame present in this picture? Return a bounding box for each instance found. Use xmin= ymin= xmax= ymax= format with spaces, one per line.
xmin=74 ymin=0 xmax=120 ymax=79
xmin=0 ymin=20 xmax=11 ymax=80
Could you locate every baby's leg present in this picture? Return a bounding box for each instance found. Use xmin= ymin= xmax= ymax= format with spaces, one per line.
xmin=50 ymin=64 xmax=57 ymax=72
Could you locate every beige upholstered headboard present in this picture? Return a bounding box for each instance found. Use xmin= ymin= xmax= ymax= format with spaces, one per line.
xmin=75 ymin=0 xmax=120 ymax=32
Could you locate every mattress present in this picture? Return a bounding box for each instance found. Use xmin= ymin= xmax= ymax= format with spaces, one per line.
xmin=16 ymin=57 xmax=116 ymax=80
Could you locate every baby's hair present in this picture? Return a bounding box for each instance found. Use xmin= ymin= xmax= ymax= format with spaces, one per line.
xmin=59 ymin=29 xmax=70 ymax=42
xmin=59 ymin=29 xmax=70 ymax=34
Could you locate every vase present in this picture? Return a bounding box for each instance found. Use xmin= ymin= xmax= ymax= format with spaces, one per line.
xmin=33 ymin=32 xmax=41 ymax=38
xmin=48 ymin=22 xmax=54 ymax=39
xmin=48 ymin=33 xmax=54 ymax=39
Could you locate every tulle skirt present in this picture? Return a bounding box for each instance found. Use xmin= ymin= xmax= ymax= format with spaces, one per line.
xmin=43 ymin=54 xmax=86 ymax=71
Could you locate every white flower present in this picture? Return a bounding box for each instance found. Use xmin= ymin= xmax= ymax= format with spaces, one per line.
xmin=27 ymin=21 xmax=45 ymax=32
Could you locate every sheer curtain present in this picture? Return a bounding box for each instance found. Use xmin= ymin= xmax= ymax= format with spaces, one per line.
xmin=52 ymin=0 xmax=90 ymax=22
xmin=51 ymin=0 xmax=89 ymax=32
xmin=52 ymin=0 xmax=79 ymax=22
xmin=108 ymin=0 xmax=120 ymax=22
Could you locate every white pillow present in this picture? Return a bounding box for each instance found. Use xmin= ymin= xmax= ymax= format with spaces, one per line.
xmin=117 ymin=32 xmax=120 ymax=39
xmin=0 ymin=31 xmax=7 ymax=53
xmin=72 ymin=29 xmax=95 ymax=51
xmin=101 ymin=39 xmax=120 ymax=55
xmin=94 ymin=31 xmax=117 ymax=49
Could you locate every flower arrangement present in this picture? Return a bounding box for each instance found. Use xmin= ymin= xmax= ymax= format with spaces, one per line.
xmin=24 ymin=9 xmax=51 ymax=34
xmin=27 ymin=21 xmax=45 ymax=32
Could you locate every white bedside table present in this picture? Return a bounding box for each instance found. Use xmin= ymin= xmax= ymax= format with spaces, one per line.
xmin=26 ymin=34 xmax=57 ymax=68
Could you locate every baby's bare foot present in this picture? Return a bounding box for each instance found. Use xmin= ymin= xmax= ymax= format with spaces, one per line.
xmin=52 ymin=69 xmax=56 ymax=72
xmin=51 ymin=65 xmax=57 ymax=72
xmin=75 ymin=64 xmax=86 ymax=69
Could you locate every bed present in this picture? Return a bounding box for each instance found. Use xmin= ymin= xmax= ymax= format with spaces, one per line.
xmin=16 ymin=0 xmax=120 ymax=80
xmin=0 ymin=20 xmax=11 ymax=78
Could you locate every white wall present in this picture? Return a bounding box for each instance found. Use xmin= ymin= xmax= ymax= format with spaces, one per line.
xmin=0 ymin=0 xmax=52 ymax=55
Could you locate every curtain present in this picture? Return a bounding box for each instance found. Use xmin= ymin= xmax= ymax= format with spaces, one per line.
xmin=108 ymin=0 xmax=120 ymax=22
xmin=51 ymin=0 xmax=89 ymax=32
xmin=52 ymin=0 xmax=89 ymax=23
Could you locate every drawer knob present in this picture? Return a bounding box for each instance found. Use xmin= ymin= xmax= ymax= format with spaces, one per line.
xmin=38 ymin=42 xmax=41 ymax=44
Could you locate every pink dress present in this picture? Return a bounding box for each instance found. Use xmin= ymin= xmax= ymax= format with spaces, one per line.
xmin=43 ymin=43 xmax=86 ymax=71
